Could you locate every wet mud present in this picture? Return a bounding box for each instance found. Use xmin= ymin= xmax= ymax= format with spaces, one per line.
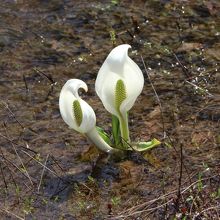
xmin=0 ymin=0 xmax=219 ymax=219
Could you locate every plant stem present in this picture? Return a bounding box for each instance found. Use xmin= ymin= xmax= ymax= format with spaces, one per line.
xmin=119 ymin=112 xmax=130 ymax=149
xmin=112 ymin=115 xmax=121 ymax=146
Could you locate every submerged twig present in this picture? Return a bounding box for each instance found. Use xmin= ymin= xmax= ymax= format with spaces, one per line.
xmin=0 ymin=158 xmax=8 ymax=191
xmin=1 ymin=101 xmax=24 ymax=129
xmin=199 ymin=205 xmax=220 ymax=216
xmin=0 ymin=101 xmax=38 ymax=135
xmin=173 ymin=53 xmax=213 ymax=97
xmin=141 ymin=55 xmax=166 ymax=139
xmin=21 ymin=150 xmax=61 ymax=179
xmin=0 ymin=132 xmax=37 ymax=154
xmin=50 ymin=155 xmax=66 ymax=173
xmin=37 ymin=154 xmax=49 ymax=193
xmin=173 ymin=52 xmax=191 ymax=78
xmin=22 ymin=74 xmax=29 ymax=93
xmin=33 ymin=67 xmax=55 ymax=84
xmin=0 ymin=207 xmax=24 ymax=220
xmin=111 ymin=172 xmax=219 ymax=219
xmin=33 ymin=67 xmax=57 ymax=100
xmin=3 ymin=124 xmax=34 ymax=186
xmin=0 ymin=147 xmax=18 ymax=191
xmin=0 ymin=155 xmax=32 ymax=190
xmin=185 ymin=80 xmax=213 ymax=97
xmin=176 ymin=142 xmax=183 ymax=210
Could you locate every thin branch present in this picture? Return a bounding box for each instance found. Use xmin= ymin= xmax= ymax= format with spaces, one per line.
xmin=173 ymin=54 xmax=213 ymax=97
xmin=112 ymin=172 xmax=219 ymax=219
xmin=141 ymin=55 xmax=166 ymax=139
xmin=33 ymin=68 xmax=57 ymax=101
xmin=22 ymin=74 xmax=29 ymax=93
xmin=0 ymin=147 xmax=18 ymax=190
xmin=0 ymin=208 xmax=24 ymax=220
xmin=185 ymin=80 xmax=213 ymax=97
xmin=33 ymin=67 xmax=55 ymax=84
xmin=21 ymin=150 xmax=61 ymax=179
xmin=173 ymin=52 xmax=191 ymax=78
xmin=166 ymin=134 xmax=192 ymax=185
xmin=0 ymin=159 xmax=8 ymax=191
xmin=110 ymin=199 xmax=173 ymax=220
xmin=0 ymin=133 xmax=37 ymax=154
xmin=1 ymin=101 xmax=24 ymax=129
xmin=0 ymin=102 xmax=38 ymax=135
xmin=199 ymin=205 xmax=220 ymax=215
xmin=3 ymin=124 xmax=33 ymax=186
xmin=0 ymin=155 xmax=33 ymax=190
xmin=50 ymin=155 xmax=66 ymax=172
xmin=37 ymin=154 xmax=49 ymax=193
xmin=175 ymin=142 xmax=183 ymax=210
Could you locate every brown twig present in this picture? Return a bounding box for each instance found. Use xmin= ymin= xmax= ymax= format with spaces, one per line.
xmin=22 ymin=74 xmax=29 ymax=93
xmin=3 ymin=124 xmax=34 ymax=186
xmin=176 ymin=142 xmax=183 ymax=210
xmin=0 ymin=155 xmax=32 ymax=190
xmin=0 ymin=132 xmax=37 ymax=154
xmin=111 ymin=172 xmax=219 ymax=219
xmin=141 ymin=55 xmax=166 ymax=139
xmin=1 ymin=155 xmax=28 ymax=182
xmin=33 ymin=67 xmax=55 ymax=84
xmin=1 ymin=101 xmax=25 ymax=129
xmin=199 ymin=205 xmax=220 ymax=216
xmin=0 ymin=147 xmax=18 ymax=190
xmin=0 ymin=158 xmax=8 ymax=191
xmin=173 ymin=52 xmax=191 ymax=78
xmin=33 ymin=67 xmax=57 ymax=101
xmin=0 ymin=207 xmax=24 ymax=220
xmin=1 ymin=101 xmax=38 ymax=135
xmin=185 ymin=80 xmax=213 ymax=97
xmin=50 ymin=155 xmax=66 ymax=173
xmin=37 ymin=154 xmax=49 ymax=193
xmin=21 ymin=150 xmax=61 ymax=180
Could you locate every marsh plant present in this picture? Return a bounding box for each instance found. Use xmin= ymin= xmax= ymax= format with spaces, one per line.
xmin=59 ymin=44 xmax=160 ymax=156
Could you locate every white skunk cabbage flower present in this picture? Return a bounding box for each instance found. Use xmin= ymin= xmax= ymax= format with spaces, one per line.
xmin=59 ymin=79 xmax=117 ymax=153
xmin=59 ymin=79 xmax=95 ymax=133
xmin=95 ymin=44 xmax=144 ymax=143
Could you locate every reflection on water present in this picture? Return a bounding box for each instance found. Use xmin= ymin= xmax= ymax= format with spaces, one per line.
xmin=0 ymin=0 xmax=219 ymax=219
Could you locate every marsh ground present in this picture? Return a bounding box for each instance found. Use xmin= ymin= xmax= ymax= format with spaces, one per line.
xmin=0 ymin=0 xmax=219 ymax=219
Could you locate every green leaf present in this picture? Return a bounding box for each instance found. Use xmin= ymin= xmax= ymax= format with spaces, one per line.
xmin=133 ymin=138 xmax=161 ymax=152
xmin=96 ymin=126 xmax=112 ymax=146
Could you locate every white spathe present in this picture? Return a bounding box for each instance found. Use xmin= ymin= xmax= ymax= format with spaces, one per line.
xmin=59 ymin=79 xmax=117 ymax=153
xmin=95 ymin=44 xmax=144 ymax=118
xmin=59 ymin=79 xmax=96 ymax=133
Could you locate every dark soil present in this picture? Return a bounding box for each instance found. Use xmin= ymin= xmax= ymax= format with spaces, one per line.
xmin=0 ymin=0 xmax=219 ymax=219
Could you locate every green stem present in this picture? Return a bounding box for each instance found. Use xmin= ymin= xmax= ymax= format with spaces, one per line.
xmin=118 ymin=112 xmax=130 ymax=149
xmin=112 ymin=114 xmax=121 ymax=147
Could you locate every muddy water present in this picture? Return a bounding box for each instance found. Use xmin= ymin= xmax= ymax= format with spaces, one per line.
xmin=0 ymin=0 xmax=219 ymax=219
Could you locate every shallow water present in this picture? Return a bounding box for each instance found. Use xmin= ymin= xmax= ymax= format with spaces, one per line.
xmin=0 ymin=0 xmax=219 ymax=219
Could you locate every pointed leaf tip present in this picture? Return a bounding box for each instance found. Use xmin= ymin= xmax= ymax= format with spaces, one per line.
xmin=133 ymin=138 xmax=161 ymax=152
